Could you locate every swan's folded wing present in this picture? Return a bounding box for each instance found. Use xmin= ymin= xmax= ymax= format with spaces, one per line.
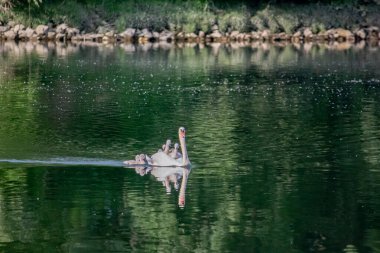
xmin=151 ymin=152 xmax=182 ymax=167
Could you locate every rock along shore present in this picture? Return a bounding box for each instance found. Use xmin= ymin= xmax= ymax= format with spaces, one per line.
xmin=1 ymin=21 xmax=380 ymax=45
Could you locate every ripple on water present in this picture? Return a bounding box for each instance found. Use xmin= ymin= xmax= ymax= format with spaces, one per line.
xmin=1 ymin=42 xmax=380 ymax=253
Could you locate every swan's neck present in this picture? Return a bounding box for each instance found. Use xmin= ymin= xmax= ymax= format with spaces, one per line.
xmin=164 ymin=140 xmax=170 ymax=154
xmin=179 ymin=137 xmax=190 ymax=166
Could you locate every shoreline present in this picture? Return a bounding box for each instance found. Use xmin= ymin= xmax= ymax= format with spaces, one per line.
xmin=1 ymin=22 xmax=380 ymax=45
xmin=2 ymin=2 xmax=380 ymax=46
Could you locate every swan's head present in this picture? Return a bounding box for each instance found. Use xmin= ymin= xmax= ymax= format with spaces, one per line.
xmin=135 ymin=155 xmax=140 ymax=161
xmin=179 ymin=127 xmax=186 ymax=139
xmin=174 ymin=143 xmax=179 ymax=149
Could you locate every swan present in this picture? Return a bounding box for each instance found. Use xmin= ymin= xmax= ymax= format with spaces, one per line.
xmin=170 ymin=143 xmax=182 ymax=159
xmin=151 ymin=127 xmax=190 ymax=167
xmin=123 ymin=127 xmax=190 ymax=167
xmin=138 ymin=154 xmax=147 ymax=164
xmin=145 ymin=154 xmax=153 ymax=164
xmin=163 ymin=139 xmax=171 ymax=154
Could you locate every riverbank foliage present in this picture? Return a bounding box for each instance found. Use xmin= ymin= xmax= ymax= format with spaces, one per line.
xmin=1 ymin=0 xmax=380 ymax=34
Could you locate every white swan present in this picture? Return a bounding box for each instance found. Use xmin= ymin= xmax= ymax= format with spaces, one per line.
xmin=163 ymin=139 xmax=171 ymax=154
xmin=145 ymin=154 xmax=153 ymax=164
xmin=123 ymin=127 xmax=190 ymax=167
xmin=151 ymin=127 xmax=190 ymax=167
xmin=170 ymin=143 xmax=182 ymax=159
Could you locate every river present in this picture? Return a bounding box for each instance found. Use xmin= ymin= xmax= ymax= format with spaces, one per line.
xmin=0 ymin=41 xmax=380 ymax=252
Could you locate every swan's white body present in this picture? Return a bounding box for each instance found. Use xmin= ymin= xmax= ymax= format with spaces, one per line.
xmin=123 ymin=127 xmax=190 ymax=167
xmin=151 ymin=151 xmax=183 ymax=167
xmin=150 ymin=127 xmax=190 ymax=167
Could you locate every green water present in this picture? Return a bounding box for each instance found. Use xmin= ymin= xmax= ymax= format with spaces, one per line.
xmin=1 ymin=41 xmax=380 ymax=253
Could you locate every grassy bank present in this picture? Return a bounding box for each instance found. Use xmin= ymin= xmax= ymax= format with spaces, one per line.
xmin=1 ymin=0 xmax=380 ymax=35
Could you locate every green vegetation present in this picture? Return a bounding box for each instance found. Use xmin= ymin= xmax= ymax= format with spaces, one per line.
xmin=0 ymin=0 xmax=380 ymax=33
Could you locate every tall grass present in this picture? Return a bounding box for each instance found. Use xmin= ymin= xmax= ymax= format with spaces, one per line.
xmin=218 ymin=9 xmax=250 ymax=32
xmin=248 ymin=3 xmax=380 ymax=33
xmin=250 ymin=6 xmax=300 ymax=33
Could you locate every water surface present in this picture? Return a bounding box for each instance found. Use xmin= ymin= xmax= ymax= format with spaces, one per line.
xmin=1 ymin=41 xmax=380 ymax=252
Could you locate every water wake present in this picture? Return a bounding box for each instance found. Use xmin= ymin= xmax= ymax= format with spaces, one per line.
xmin=0 ymin=158 xmax=123 ymax=167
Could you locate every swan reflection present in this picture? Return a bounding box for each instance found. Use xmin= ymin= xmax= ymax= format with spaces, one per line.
xmin=127 ymin=165 xmax=191 ymax=207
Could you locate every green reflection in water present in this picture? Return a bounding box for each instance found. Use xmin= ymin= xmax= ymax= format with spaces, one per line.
xmin=0 ymin=41 xmax=380 ymax=252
